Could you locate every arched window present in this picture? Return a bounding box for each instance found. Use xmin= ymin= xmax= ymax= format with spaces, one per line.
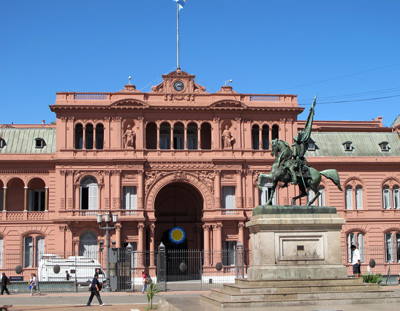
xmin=346 ymin=184 xmax=363 ymax=210
xmin=95 ymin=124 xmax=104 ymax=150
xmin=385 ymin=232 xmax=400 ymax=262
xmin=160 ymin=123 xmax=171 ymax=150
xmin=79 ymin=231 xmax=98 ymax=259
xmin=345 ymin=186 xmax=353 ymax=210
xmin=80 ymin=176 xmax=98 ymax=210
xmin=173 ymin=123 xmax=184 ymax=149
xmin=75 ymin=123 xmax=83 ymax=149
xmin=347 ymin=232 xmax=365 ymax=263
xmin=187 ymin=123 xmax=198 ymax=150
xmin=28 ymin=178 xmax=46 ymax=211
xmin=272 ymin=125 xmax=279 ymax=140
xmin=200 ymin=122 xmax=211 ymax=150
xmin=85 ymin=124 xmax=94 ymax=149
xmin=24 ymin=235 xmax=45 ymax=268
xmin=146 ymin=122 xmax=157 ymax=149
xmin=262 ymin=125 xmax=269 ymax=150
xmin=251 ymin=125 xmax=259 ymax=150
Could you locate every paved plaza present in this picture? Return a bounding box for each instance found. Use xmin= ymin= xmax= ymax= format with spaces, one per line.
xmin=0 ymin=287 xmax=399 ymax=311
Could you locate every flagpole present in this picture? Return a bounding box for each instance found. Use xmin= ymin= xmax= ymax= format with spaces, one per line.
xmin=177 ymin=2 xmax=180 ymax=69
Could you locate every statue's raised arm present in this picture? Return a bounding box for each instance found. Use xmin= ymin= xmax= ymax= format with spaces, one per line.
xmin=292 ymin=94 xmax=317 ymax=161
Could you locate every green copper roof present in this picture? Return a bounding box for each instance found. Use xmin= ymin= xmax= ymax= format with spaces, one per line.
xmin=0 ymin=128 xmax=56 ymax=154
xmin=306 ymin=132 xmax=400 ymax=157
xmin=391 ymin=114 xmax=400 ymax=127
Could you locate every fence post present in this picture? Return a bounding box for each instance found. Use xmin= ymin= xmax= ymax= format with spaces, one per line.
xmin=235 ymin=241 xmax=244 ymax=279
xmin=157 ymin=242 xmax=166 ymax=291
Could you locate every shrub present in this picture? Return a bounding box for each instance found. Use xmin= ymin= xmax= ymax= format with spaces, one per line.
xmin=363 ymin=273 xmax=383 ymax=284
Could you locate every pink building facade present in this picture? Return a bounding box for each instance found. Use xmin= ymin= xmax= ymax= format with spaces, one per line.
xmin=0 ymin=69 xmax=399 ymax=280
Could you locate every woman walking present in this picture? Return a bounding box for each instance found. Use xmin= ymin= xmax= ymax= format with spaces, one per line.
xmin=29 ymin=273 xmax=38 ymax=296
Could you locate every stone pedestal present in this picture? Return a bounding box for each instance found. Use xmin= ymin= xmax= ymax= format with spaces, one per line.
xmin=246 ymin=205 xmax=347 ymax=280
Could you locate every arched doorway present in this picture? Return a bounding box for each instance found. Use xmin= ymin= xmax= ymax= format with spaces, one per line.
xmin=154 ymin=182 xmax=203 ymax=281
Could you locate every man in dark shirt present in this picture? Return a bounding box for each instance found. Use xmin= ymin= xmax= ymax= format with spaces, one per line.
xmin=1 ymin=272 xmax=10 ymax=295
xmin=86 ymin=274 xmax=104 ymax=306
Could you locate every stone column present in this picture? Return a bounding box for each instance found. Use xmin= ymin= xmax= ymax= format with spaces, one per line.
xmin=116 ymin=223 xmax=121 ymax=248
xmin=45 ymin=186 xmax=49 ymax=211
xmin=137 ymin=170 xmax=144 ymax=210
xmin=214 ymin=170 xmax=221 ymax=209
xmin=82 ymin=125 xmax=86 ymax=149
xmin=137 ymin=223 xmax=145 ymax=267
xmin=213 ymin=118 xmax=220 ymax=149
xmin=236 ymin=170 xmax=243 ymax=208
xmin=259 ymin=127 xmax=263 ymax=150
xmin=150 ymin=223 xmax=155 ymax=266
xmin=213 ymin=223 xmax=223 ymax=264
xmin=93 ymin=126 xmax=97 ymax=150
xmin=137 ymin=117 xmax=144 ymax=149
xmin=2 ymin=187 xmax=7 ymax=211
xmin=24 ymin=186 xmax=28 ymax=211
xmin=157 ymin=123 xmax=161 ymax=150
xmin=184 ymin=124 xmax=188 ymax=150
xmin=197 ymin=125 xmax=201 ymax=150
xmin=238 ymin=222 xmax=245 ymax=245
xmin=203 ymin=224 xmax=211 ymax=265
xmin=170 ymin=126 xmax=174 ymax=150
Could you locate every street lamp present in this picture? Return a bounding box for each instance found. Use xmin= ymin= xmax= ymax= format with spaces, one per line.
xmin=97 ymin=212 xmax=118 ymax=291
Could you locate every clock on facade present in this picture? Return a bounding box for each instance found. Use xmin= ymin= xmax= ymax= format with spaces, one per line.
xmin=173 ymin=81 xmax=184 ymax=91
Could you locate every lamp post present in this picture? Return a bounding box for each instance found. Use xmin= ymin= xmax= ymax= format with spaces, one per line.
xmin=97 ymin=212 xmax=118 ymax=292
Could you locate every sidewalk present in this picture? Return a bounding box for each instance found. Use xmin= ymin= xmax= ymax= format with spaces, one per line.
xmin=0 ymin=291 xmax=205 ymax=311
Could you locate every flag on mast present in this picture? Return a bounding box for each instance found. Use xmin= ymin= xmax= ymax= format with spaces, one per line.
xmin=174 ymin=0 xmax=186 ymax=10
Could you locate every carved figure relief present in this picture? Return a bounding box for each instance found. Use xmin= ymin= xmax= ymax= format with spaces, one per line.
xmin=123 ymin=124 xmax=136 ymax=149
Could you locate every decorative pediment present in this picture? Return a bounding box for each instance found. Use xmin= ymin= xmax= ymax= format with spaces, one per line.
xmin=209 ymin=100 xmax=248 ymax=109
xmin=150 ymin=69 xmax=207 ymax=94
xmin=110 ymin=99 xmax=149 ymax=109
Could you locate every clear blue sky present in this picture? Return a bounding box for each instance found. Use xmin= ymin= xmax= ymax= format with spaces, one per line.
xmin=1 ymin=0 xmax=399 ymax=126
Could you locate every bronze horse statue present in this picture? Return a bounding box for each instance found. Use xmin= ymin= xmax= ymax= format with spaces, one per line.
xmin=257 ymin=139 xmax=343 ymax=206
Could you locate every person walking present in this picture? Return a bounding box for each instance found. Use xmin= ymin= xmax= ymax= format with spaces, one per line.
xmin=141 ymin=270 xmax=148 ymax=294
xmin=87 ymin=273 xmax=104 ymax=306
xmin=1 ymin=272 xmax=10 ymax=295
xmin=351 ymin=244 xmax=362 ymax=277
xmin=29 ymin=273 xmax=38 ymax=296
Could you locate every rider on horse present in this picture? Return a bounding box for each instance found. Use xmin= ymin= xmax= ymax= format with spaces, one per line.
xmin=289 ymin=94 xmax=317 ymax=185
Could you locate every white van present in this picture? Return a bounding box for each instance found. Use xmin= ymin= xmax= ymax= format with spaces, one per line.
xmin=38 ymin=254 xmax=106 ymax=283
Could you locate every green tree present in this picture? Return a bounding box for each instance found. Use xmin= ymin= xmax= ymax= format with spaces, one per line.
xmin=146 ymin=282 xmax=160 ymax=310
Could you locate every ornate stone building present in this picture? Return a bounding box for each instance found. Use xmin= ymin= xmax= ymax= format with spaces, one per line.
xmin=0 ymin=69 xmax=399 ymax=280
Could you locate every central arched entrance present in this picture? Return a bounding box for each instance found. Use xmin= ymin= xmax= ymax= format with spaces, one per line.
xmin=154 ymin=182 xmax=203 ymax=281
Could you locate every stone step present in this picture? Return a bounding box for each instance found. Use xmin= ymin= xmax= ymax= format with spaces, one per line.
xmin=234 ymin=277 xmax=363 ymax=287
xmin=200 ymin=293 xmax=400 ymax=309
xmin=209 ymin=287 xmax=394 ymax=302
xmin=222 ymin=282 xmax=379 ymax=294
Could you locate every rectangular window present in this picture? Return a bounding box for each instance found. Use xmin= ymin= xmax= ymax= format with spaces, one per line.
xmin=307 ymin=189 xmax=316 ymax=206
xmin=222 ymin=186 xmax=235 ymax=210
xmin=24 ymin=237 xmax=34 ymax=268
xmin=123 ymin=186 xmax=137 ymax=210
xmin=29 ymin=190 xmax=45 ymax=211
xmin=258 ymin=179 xmax=276 ymax=205
xmin=394 ymin=187 xmax=400 ymax=209
xmin=345 ymin=187 xmax=353 ymax=210
xmin=385 ymin=233 xmax=394 ymax=262
xmin=347 ymin=233 xmax=355 ymax=263
xmin=357 ymin=233 xmax=365 ymax=262
xmin=355 ymin=187 xmax=363 ymax=210
xmin=318 ymin=188 xmax=325 ymax=207
xmin=36 ymin=237 xmax=45 ymax=267
xmin=383 ymin=187 xmax=391 ymax=209
xmin=222 ymin=241 xmax=236 ymax=266
xmin=396 ymin=233 xmax=400 ymax=262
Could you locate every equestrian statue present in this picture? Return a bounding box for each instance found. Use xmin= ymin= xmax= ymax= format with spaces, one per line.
xmin=257 ymin=95 xmax=343 ymax=206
